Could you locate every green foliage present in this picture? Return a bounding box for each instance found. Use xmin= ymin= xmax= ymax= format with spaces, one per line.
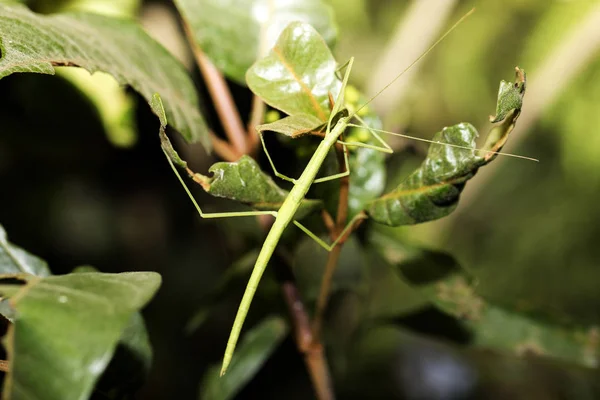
xmin=246 ymin=21 xmax=341 ymax=122
xmin=0 ymin=225 xmax=160 ymax=400
xmin=366 ymin=69 xmax=525 ymax=226
xmin=379 ymin=236 xmax=598 ymax=367
xmin=174 ymin=0 xmax=336 ymax=85
xmin=1 ymin=2 xmax=599 ymax=399
xmin=200 ymin=316 xmax=288 ymax=400
xmin=0 ymin=225 xmax=51 ymax=276
xmin=196 ymin=155 xmax=323 ymax=220
xmin=0 ymin=3 xmax=209 ymax=148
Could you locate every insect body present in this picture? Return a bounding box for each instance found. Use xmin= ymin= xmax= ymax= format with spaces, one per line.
xmin=160 ymin=10 xmax=532 ymax=377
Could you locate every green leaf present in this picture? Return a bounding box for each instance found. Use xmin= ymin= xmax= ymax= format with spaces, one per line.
xmin=71 ymin=267 xmax=153 ymax=396
xmin=196 ymin=155 xmax=323 ymax=220
xmin=200 ymin=316 xmax=288 ymax=400
xmin=489 ymin=67 xmax=526 ymax=123
xmin=246 ymin=21 xmax=341 ymax=122
xmin=389 ymin=246 xmax=599 ymax=368
xmin=96 ymin=312 xmax=154 ymax=397
xmin=0 ymin=224 xmax=50 ymax=277
xmin=175 ymin=0 xmax=336 ymax=85
xmin=366 ymin=69 xmax=526 ymax=226
xmin=2 ymin=271 xmax=161 ymax=400
xmin=0 ymin=4 xmax=209 ymax=148
xmin=366 ymin=122 xmax=484 ymax=226
xmin=256 ymin=113 xmax=325 ymax=138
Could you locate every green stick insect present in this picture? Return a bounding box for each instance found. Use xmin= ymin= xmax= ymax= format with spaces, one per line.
xmin=157 ymin=11 xmax=536 ymax=377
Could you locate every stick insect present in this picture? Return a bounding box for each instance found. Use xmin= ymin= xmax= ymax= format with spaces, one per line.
xmin=159 ymin=8 xmax=535 ymax=377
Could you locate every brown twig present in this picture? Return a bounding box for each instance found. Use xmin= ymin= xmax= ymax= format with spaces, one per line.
xmin=312 ymin=140 xmax=358 ymax=340
xmin=209 ymin=131 xmax=240 ymax=162
xmin=247 ymin=95 xmax=266 ymax=154
xmin=0 ymin=359 xmax=8 ymax=372
xmin=182 ymin=20 xmax=248 ymax=157
xmin=281 ymin=283 xmax=335 ymax=400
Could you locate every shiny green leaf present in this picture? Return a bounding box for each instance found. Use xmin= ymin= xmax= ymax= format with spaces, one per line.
xmin=367 ymin=69 xmax=526 ymax=226
xmin=200 ymin=316 xmax=288 ymax=400
xmin=175 ymin=0 xmax=336 ymax=85
xmin=0 ymin=224 xmax=50 ymax=277
xmin=0 ymin=4 xmax=209 ymax=148
xmin=366 ymin=122 xmax=483 ymax=226
xmin=256 ymin=113 xmax=324 ymax=137
xmin=198 ymin=155 xmax=322 ymax=220
xmin=246 ymin=21 xmax=341 ymax=122
xmin=1 ymin=271 xmax=161 ymax=400
xmin=388 ymin=245 xmax=598 ymax=368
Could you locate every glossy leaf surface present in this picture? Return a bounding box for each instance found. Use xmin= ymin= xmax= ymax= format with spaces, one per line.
xmin=1 ymin=272 xmax=161 ymax=400
xmin=246 ymin=21 xmax=341 ymax=121
xmin=0 ymin=4 xmax=209 ymax=147
xmin=175 ymin=0 xmax=336 ymax=84
xmin=367 ymin=69 xmax=526 ymax=226
xmin=200 ymin=316 xmax=288 ymax=400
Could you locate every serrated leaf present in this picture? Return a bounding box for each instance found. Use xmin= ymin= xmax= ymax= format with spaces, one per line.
xmin=387 ymin=245 xmax=598 ymax=368
xmin=366 ymin=69 xmax=526 ymax=226
xmin=2 ymin=271 xmax=161 ymax=400
xmin=0 ymin=4 xmax=209 ymax=148
xmin=200 ymin=316 xmax=288 ymax=400
xmin=246 ymin=21 xmax=341 ymax=121
xmin=0 ymin=224 xmax=50 ymax=276
xmin=257 ymin=113 xmax=324 ymax=137
xmin=198 ymin=155 xmax=322 ymax=220
xmin=175 ymin=0 xmax=336 ymax=85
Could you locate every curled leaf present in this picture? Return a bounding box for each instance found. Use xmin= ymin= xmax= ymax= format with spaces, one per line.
xmin=366 ymin=69 xmax=526 ymax=226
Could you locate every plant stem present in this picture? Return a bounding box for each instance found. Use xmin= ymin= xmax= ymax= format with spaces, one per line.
xmin=182 ymin=21 xmax=248 ymax=157
xmin=281 ymin=281 xmax=335 ymax=400
xmin=247 ymin=95 xmax=265 ymax=154
xmin=312 ymin=142 xmax=352 ymax=340
xmin=209 ymin=132 xmax=240 ymax=162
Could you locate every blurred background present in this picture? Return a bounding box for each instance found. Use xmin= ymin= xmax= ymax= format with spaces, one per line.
xmin=0 ymin=0 xmax=599 ymax=398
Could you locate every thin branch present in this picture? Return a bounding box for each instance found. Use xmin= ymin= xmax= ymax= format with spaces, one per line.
xmin=247 ymin=95 xmax=266 ymax=154
xmin=210 ymin=132 xmax=240 ymax=162
xmin=182 ymin=20 xmax=248 ymax=157
xmin=312 ymin=142 xmax=353 ymax=340
xmin=281 ymin=283 xmax=335 ymax=400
